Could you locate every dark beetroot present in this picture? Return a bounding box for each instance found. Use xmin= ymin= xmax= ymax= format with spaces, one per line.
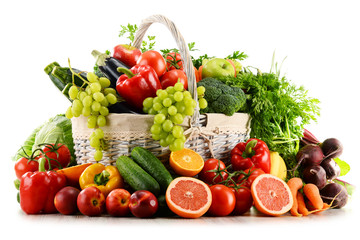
xmin=302 ymin=165 xmax=327 ymax=189
xmin=295 ymin=144 xmax=324 ymax=170
xmin=320 ymin=182 xmax=348 ymax=208
xmin=321 ymin=138 xmax=343 ymax=159
xmin=321 ymin=158 xmax=341 ymax=181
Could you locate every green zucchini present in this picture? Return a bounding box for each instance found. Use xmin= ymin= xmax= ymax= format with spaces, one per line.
xmin=131 ymin=147 xmax=173 ymax=192
xmin=116 ymin=156 xmax=160 ymax=196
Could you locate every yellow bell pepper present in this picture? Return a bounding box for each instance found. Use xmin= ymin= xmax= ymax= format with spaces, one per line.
xmin=79 ymin=163 xmax=124 ymax=196
xmin=269 ymin=151 xmax=287 ymax=180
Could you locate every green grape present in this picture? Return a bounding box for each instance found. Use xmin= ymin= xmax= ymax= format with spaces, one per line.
xmin=157 ymin=89 xmax=168 ymax=100
xmin=87 ymin=72 xmax=99 ymax=83
xmin=143 ymin=97 xmax=154 ymax=109
xmin=72 ymin=109 xmax=81 ymax=117
xmin=91 ymin=101 xmax=101 ymax=112
xmin=154 ymin=113 xmax=166 ymax=124
xmin=82 ymin=107 xmax=91 ymax=117
xmin=153 ymin=97 xmax=161 ymax=104
xmin=78 ymin=91 xmax=87 ymax=101
xmin=162 ymin=119 xmax=173 ymax=132
xmin=148 ymin=108 xmax=157 ymax=115
xmin=65 ymin=106 xmax=73 ymax=119
xmin=184 ymin=97 xmax=193 ymax=108
xmin=93 ymin=92 xmax=105 ymax=102
xmin=97 ymin=115 xmax=107 ymax=127
xmin=174 ymin=82 xmax=184 ymax=92
xmin=153 ymin=102 xmax=163 ymax=112
xmin=100 ymin=97 xmax=109 ymax=107
xmin=166 ymin=134 xmax=175 ymax=145
xmin=85 ymin=86 xmax=92 ymax=95
xmin=171 ymin=113 xmax=184 ymax=125
xmin=199 ymin=97 xmax=208 ymax=109
xmin=99 ymin=106 xmax=109 ymax=116
xmin=175 ymin=102 xmax=186 ymax=113
xmin=191 ymin=99 xmax=197 ymax=108
xmin=104 ymin=88 xmax=117 ymax=96
xmin=94 ymin=150 xmax=103 ymax=161
xmin=91 ymin=111 xmax=99 ymax=116
xmin=82 ymin=95 xmax=93 ymax=107
xmin=165 ymin=86 xmax=175 ymax=94
xmin=162 ymin=98 xmax=172 ymax=107
xmin=159 ymin=138 xmax=168 ymax=147
xmin=173 ymin=91 xmax=184 ymax=102
xmin=158 ymin=108 xmax=168 ymax=116
xmin=90 ymin=82 xmax=102 ymax=93
xmin=87 ymin=115 xmax=97 ymax=128
xmin=197 ymin=86 xmax=205 ymax=96
xmin=168 ymin=105 xmax=177 ymax=116
xmin=143 ymin=107 xmax=150 ymax=113
xmin=106 ymin=93 xmax=117 ymax=105
xmin=159 ymin=131 xmax=168 ymax=140
xmin=99 ymin=77 xmax=111 ymax=88
xmin=95 ymin=128 xmax=104 ymax=139
xmin=150 ymin=124 xmax=162 ymax=135
xmin=90 ymin=136 xmax=100 ymax=148
xmin=69 ymin=86 xmax=79 ymax=100
xmin=183 ymin=91 xmax=192 ymax=98
xmin=151 ymin=134 xmax=161 ymax=141
xmin=172 ymin=125 xmax=184 ymax=139
xmin=184 ymin=107 xmax=195 ymax=116
xmin=173 ymin=138 xmax=185 ymax=151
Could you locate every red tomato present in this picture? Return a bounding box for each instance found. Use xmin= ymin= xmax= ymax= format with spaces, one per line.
xmin=230 ymin=187 xmax=253 ymax=215
xmin=42 ymin=143 xmax=71 ymax=169
xmin=208 ymin=184 xmax=236 ymax=216
xmin=236 ymin=168 xmax=265 ymax=188
xmin=14 ymin=156 xmax=39 ymax=179
xmin=160 ymin=69 xmax=188 ymax=90
xmin=165 ymin=52 xmax=183 ymax=70
xmin=198 ymin=158 xmax=228 ymax=184
xmin=137 ymin=50 xmax=166 ymax=77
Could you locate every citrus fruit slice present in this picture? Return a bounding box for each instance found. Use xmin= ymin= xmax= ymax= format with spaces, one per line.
xmin=169 ymin=148 xmax=204 ymax=177
xmin=251 ymin=174 xmax=293 ymax=216
xmin=166 ymin=177 xmax=212 ymax=218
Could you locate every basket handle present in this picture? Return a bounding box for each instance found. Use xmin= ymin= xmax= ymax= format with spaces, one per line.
xmin=133 ymin=14 xmax=200 ymax=127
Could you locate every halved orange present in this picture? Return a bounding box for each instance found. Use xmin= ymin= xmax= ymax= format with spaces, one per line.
xmin=169 ymin=148 xmax=204 ymax=177
xmin=166 ymin=177 xmax=212 ymax=218
xmin=251 ymin=174 xmax=293 ymax=216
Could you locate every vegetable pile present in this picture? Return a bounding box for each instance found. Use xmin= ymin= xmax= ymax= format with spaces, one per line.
xmin=11 ymin=20 xmax=355 ymax=219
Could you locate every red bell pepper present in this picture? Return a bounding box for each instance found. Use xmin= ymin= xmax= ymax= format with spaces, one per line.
xmin=19 ymin=157 xmax=67 ymax=214
xmin=116 ymin=65 xmax=162 ymax=110
xmin=230 ymin=138 xmax=271 ymax=173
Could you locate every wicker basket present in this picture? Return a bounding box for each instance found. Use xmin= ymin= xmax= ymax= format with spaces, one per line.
xmin=72 ymin=14 xmax=251 ymax=166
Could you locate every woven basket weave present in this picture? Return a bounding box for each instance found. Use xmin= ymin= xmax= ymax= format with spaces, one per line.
xmin=72 ymin=14 xmax=251 ymax=166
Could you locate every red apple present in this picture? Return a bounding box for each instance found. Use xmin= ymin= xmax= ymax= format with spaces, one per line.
xmin=77 ymin=186 xmax=105 ymax=216
xmin=113 ymin=44 xmax=141 ymax=67
xmin=54 ymin=186 xmax=80 ymax=215
xmin=106 ymin=189 xmax=131 ymax=217
xmin=129 ymin=190 xmax=158 ymax=218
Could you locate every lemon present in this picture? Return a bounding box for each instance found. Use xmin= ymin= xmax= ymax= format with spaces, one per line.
xmin=270 ymin=151 xmax=287 ymax=180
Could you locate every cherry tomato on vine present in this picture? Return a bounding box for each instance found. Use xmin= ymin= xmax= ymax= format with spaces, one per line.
xmin=236 ymin=168 xmax=265 ymax=188
xmin=165 ymin=52 xmax=183 ymax=70
xmin=137 ymin=50 xmax=166 ymax=77
xmin=41 ymin=143 xmax=71 ymax=169
xmin=230 ymin=187 xmax=253 ymax=215
xmin=14 ymin=156 xmax=39 ymax=179
xmin=198 ymin=158 xmax=228 ymax=184
xmin=208 ymin=184 xmax=236 ymax=216
xmin=160 ymin=69 xmax=188 ymax=90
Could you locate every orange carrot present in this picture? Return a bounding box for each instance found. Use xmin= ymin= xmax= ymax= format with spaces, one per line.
xmin=303 ymin=183 xmax=323 ymax=210
xmin=287 ymin=177 xmax=304 ymax=217
xmin=297 ymin=191 xmax=310 ymax=216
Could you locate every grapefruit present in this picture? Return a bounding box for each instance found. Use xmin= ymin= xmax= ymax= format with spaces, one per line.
xmin=169 ymin=148 xmax=204 ymax=177
xmin=251 ymin=174 xmax=293 ymax=216
xmin=165 ymin=177 xmax=212 ymax=218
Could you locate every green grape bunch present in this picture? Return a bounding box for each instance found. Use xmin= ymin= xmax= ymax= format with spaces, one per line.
xmin=143 ymin=82 xmax=208 ymax=152
xmin=65 ymin=70 xmax=118 ymax=161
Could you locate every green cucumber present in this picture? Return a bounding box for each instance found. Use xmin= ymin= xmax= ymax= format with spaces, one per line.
xmin=131 ymin=147 xmax=173 ymax=192
xmin=116 ymin=156 xmax=160 ymax=196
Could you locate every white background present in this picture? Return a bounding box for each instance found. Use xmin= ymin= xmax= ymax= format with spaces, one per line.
xmin=1 ymin=0 xmax=359 ymax=239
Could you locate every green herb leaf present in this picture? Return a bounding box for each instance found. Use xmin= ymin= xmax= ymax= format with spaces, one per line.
xmin=333 ymin=179 xmax=355 ymax=196
xmin=334 ymin=158 xmax=351 ymax=176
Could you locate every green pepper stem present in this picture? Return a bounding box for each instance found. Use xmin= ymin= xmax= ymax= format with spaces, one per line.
xmin=117 ymin=67 xmax=135 ymax=78
xmin=245 ymin=140 xmax=258 ymax=156
xmin=38 ymin=157 xmax=47 ymax=172
xmin=94 ymin=170 xmax=110 ymax=186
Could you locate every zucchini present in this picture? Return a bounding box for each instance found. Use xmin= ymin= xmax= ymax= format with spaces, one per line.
xmin=131 ymin=147 xmax=173 ymax=192
xmin=116 ymin=156 xmax=160 ymax=196
xmin=91 ymin=50 xmax=129 ymax=89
